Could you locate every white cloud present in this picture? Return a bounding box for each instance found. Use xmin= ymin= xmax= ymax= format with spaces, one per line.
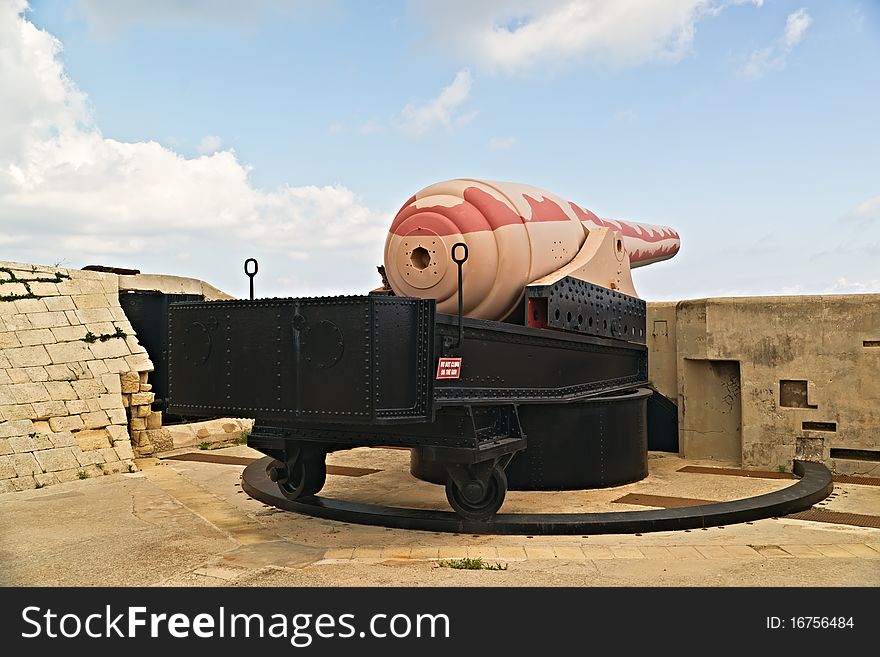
xmin=782 ymin=7 xmax=811 ymax=47
xmin=488 ymin=136 xmax=517 ymax=150
xmin=73 ymin=0 xmax=317 ymax=36
xmin=742 ymin=8 xmax=812 ymax=79
xmin=823 ymin=277 xmax=880 ymax=294
xmin=412 ymin=1 xmax=766 ymax=74
xmin=741 ymin=47 xmax=773 ymax=79
xmin=853 ymin=195 xmax=880 ymax=219
xmin=329 ymin=73 xmax=476 ymax=138
xmin=196 ymin=135 xmax=223 ymax=155
xmin=841 ymin=195 xmax=880 ymax=224
xmin=0 ymin=1 xmax=388 ymax=296
xmin=399 ymin=70 xmax=476 ymax=135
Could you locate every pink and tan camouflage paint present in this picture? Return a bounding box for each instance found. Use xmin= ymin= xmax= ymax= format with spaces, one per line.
xmin=383 ymin=179 xmax=680 ymax=321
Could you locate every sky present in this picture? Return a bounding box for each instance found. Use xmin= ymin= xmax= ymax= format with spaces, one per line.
xmin=0 ymin=0 xmax=878 ymax=301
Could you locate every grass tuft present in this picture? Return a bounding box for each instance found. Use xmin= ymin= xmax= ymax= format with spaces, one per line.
xmin=437 ymin=557 xmax=507 ymax=571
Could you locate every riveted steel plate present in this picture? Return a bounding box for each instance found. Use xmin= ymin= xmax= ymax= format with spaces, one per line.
xmin=526 ymin=276 xmax=646 ymax=344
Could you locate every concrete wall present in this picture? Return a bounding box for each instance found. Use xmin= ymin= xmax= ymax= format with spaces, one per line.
xmin=680 ymin=359 xmax=742 ymax=463
xmin=647 ymin=302 xmax=677 ymax=402
xmin=647 ymin=295 xmax=880 ymax=475
xmin=118 ymin=273 xmax=233 ymax=300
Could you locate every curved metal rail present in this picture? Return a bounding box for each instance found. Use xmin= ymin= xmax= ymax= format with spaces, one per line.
xmin=241 ymin=457 xmax=833 ymax=536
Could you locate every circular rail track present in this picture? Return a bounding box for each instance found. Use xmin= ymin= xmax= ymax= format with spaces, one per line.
xmin=241 ymin=457 xmax=833 ymax=536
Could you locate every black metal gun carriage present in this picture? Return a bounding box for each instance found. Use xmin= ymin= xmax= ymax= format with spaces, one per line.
xmin=166 ymin=273 xmax=649 ymax=520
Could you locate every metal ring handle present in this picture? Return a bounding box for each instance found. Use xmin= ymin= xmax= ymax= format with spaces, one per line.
xmin=450 ymin=243 xmax=468 ymax=349
xmin=451 ymin=242 xmax=468 ymax=265
xmin=244 ymin=258 xmax=258 ymax=300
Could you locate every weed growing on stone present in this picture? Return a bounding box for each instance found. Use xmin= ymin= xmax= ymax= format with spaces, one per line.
xmin=0 ymin=266 xmax=69 ymax=284
xmin=77 ymin=470 xmax=90 ymax=480
xmin=0 ymin=291 xmax=38 ymax=302
xmin=198 ymin=442 xmax=211 ymax=450
xmin=35 ymin=482 xmax=46 ymax=489
xmin=106 ymin=327 xmax=127 ymax=341
xmin=436 ymin=558 xmax=507 ymax=571
xmin=82 ymin=327 xmax=127 ymax=343
xmin=0 ymin=266 xmax=70 ymax=303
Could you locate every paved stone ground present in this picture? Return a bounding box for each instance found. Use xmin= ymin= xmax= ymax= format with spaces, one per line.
xmin=1 ymin=447 xmax=877 ymax=586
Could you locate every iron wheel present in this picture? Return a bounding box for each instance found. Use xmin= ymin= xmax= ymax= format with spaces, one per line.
xmin=445 ymin=467 xmax=507 ymax=520
xmin=268 ymin=453 xmax=326 ymax=500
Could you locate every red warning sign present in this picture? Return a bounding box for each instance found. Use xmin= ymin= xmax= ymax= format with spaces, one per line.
xmin=436 ymin=357 xmax=462 ymax=380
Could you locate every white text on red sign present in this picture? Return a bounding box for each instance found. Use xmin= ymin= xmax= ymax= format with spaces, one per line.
xmin=436 ymin=357 xmax=462 ymax=380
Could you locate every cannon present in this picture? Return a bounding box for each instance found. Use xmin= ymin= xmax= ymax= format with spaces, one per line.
xmin=166 ymin=179 xmax=679 ymax=520
xmin=384 ymin=179 xmax=679 ymax=320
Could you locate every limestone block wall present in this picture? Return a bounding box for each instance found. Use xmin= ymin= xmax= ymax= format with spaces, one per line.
xmin=0 ymin=261 xmax=154 ymax=491
xmin=120 ymin=371 xmax=171 ymax=456
xmin=165 ymin=417 xmax=254 ymax=451
xmin=646 ymin=295 xmax=880 ymax=475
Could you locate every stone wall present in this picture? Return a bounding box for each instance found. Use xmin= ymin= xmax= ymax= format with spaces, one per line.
xmin=647 ymin=295 xmax=880 ymax=475
xmin=0 ymin=261 xmax=153 ymax=491
xmin=120 ymin=371 xmax=171 ymax=456
xmin=165 ymin=417 xmax=253 ymax=451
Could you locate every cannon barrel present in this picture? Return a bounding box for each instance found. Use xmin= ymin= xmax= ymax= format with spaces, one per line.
xmin=383 ymin=179 xmax=680 ymax=321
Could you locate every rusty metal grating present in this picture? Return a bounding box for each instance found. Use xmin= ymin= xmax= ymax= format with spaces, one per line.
xmin=678 ymin=465 xmax=880 ymax=487
xmin=831 ymin=474 xmax=880 ymax=486
xmin=163 ymin=452 xmax=381 ymax=477
xmin=614 ymin=492 xmax=880 ymax=529
xmin=612 ymin=493 xmax=716 ymax=508
xmin=787 ymin=509 xmax=880 ymax=529
xmin=165 ymin=453 xmax=256 ymax=466
xmin=326 ymin=465 xmax=381 ymax=477
xmin=326 ymin=465 xmax=382 ymax=477
xmin=678 ymin=465 xmax=794 ymax=480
